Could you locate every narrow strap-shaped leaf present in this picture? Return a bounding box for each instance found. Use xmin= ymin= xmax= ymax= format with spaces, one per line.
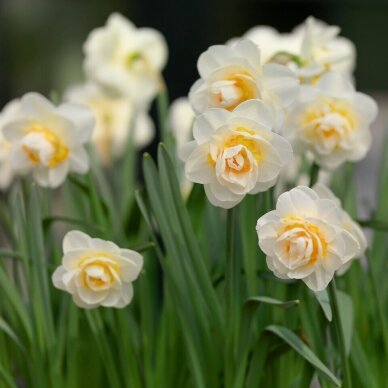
xmin=234 ymin=297 xmax=299 ymax=388
xmin=0 ymin=317 xmax=27 ymax=355
xmin=314 ymin=289 xmax=332 ymax=322
xmin=264 ymin=325 xmax=341 ymax=387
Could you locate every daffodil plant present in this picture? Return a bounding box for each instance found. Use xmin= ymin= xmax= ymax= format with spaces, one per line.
xmin=0 ymin=13 xmax=386 ymax=388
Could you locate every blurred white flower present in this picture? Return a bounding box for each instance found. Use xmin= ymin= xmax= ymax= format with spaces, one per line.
xmin=313 ymin=183 xmax=367 ymax=275
xmin=234 ymin=26 xmax=300 ymax=64
xmin=52 ymin=230 xmax=143 ymax=309
xmin=231 ymin=17 xmax=355 ymax=84
xmin=168 ymin=97 xmax=195 ymax=197
xmin=84 ymin=13 xmax=168 ymax=105
xmin=294 ymin=16 xmax=356 ymax=82
xmin=3 ymin=93 xmax=94 ymax=188
xmin=180 ymin=100 xmax=293 ymax=209
xmin=65 ymin=83 xmax=154 ymax=165
xmin=168 ymin=97 xmax=195 ymax=148
xmin=0 ymin=100 xmax=21 ymax=190
xmin=286 ymin=72 xmax=377 ymax=169
xmin=189 ymin=40 xmax=299 ymax=126
xmin=256 ymin=185 xmax=360 ymax=291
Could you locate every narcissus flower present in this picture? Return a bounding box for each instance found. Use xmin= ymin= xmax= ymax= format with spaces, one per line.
xmin=189 ymin=40 xmax=298 ymax=126
xmin=180 ymin=100 xmax=293 ymax=209
xmin=52 ymin=231 xmax=143 ymax=309
xmin=231 ymin=26 xmax=300 ymax=64
xmin=3 ymin=93 xmax=94 ymax=188
xmin=65 ymin=83 xmax=154 ymax=165
xmin=84 ymin=13 xmax=168 ymax=105
xmin=256 ymin=185 xmax=361 ymax=291
xmin=168 ymin=97 xmax=195 ymax=149
xmin=232 ymin=17 xmax=355 ymax=84
xmin=0 ymin=100 xmax=21 ymax=190
xmin=287 ymin=72 xmax=377 ymax=169
xmin=294 ymin=17 xmax=355 ymax=82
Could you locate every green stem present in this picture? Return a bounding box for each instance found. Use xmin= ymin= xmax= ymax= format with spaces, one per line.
xmin=366 ymin=253 xmax=388 ymax=362
xmin=309 ymin=162 xmax=320 ymax=187
xmin=156 ymin=82 xmax=170 ymax=143
xmin=225 ymin=207 xmax=239 ymax=388
xmin=328 ymin=279 xmax=352 ymax=387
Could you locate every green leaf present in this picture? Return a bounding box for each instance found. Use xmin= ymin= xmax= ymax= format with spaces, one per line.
xmin=337 ymin=290 xmax=354 ymax=356
xmin=264 ymin=325 xmax=341 ymax=387
xmin=246 ymin=296 xmax=300 ymax=310
xmin=0 ymin=317 xmax=27 ymax=355
xmin=235 ymin=297 xmax=299 ymax=388
xmin=314 ymin=289 xmax=332 ymax=322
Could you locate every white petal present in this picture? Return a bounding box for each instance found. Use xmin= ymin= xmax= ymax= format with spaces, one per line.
xmin=262 ymin=63 xmax=299 ymax=107
xmin=232 ymin=99 xmax=273 ymax=129
xmin=52 ymin=266 xmax=68 ymax=291
xmin=316 ymin=72 xmax=354 ymax=97
xmin=193 ymin=109 xmax=230 ymax=144
xmin=48 ymin=161 xmax=70 ymax=188
xmin=276 ymin=186 xmax=318 ymax=217
xmin=197 ymin=45 xmax=235 ymax=79
xmin=20 ymin=92 xmax=55 ymax=118
xmin=185 ymin=145 xmax=214 ymax=184
xmin=63 ymin=230 xmax=92 ymax=253
xmin=56 ymin=103 xmax=95 ymax=144
xmin=70 ymin=147 xmax=90 ymax=174
xmin=204 ymin=183 xmax=242 ymax=209
xmin=353 ymin=92 xmax=378 ymax=124
xmin=303 ymin=266 xmax=334 ymax=291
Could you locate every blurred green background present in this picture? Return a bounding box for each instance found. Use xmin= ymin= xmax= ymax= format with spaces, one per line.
xmin=0 ymin=0 xmax=387 ymax=107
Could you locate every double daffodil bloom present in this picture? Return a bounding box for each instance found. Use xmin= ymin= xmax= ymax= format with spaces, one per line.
xmin=84 ymin=13 xmax=168 ymax=105
xmin=287 ymin=72 xmax=377 ymax=169
xmin=3 ymin=93 xmax=94 ymax=188
xmin=65 ymin=82 xmax=154 ymax=165
xmin=52 ymin=231 xmax=143 ymax=309
xmin=180 ymin=99 xmax=293 ymax=209
xmin=189 ymin=39 xmax=299 ymax=127
xmin=257 ymin=185 xmax=362 ymax=291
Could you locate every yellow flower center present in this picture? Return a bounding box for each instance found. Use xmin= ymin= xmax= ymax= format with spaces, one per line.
xmin=207 ymin=128 xmax=264 ymax=171
xmin=23 ymin=124 xmax=69 ymax=168
xmin=280 ymin=216 xmax=328 ymax=265
xmin=301 ymin=98 xmax=357 ymax=147
xmin=211 ymin=69 xmax=258 ymax=111
xmin=78 ymin=255 xmax=119 ymax=291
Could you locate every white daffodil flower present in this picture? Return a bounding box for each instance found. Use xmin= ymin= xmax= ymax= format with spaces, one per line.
xmin=52 ymin=231 xmax=143 ymax=309
xmin=65 ymin=83 xmax=154 ymax=165
xmin=180 ymin=99 xmax=293 ymax=209
xmin=294 ymin=16 xmax=356 ymax=82
xmin=168 ymin=97 xmax=195 ymax=149
xmin=232 ymin=26 xmax=300 ymax=64
xmin=189 ymin=39 xmax=299 ymax=127
xmin=3 ymin=93 xmax=94 ymax=188
xmin=231 ymin=17 xmax=355 ymax=84
xmin=286 ymin=72 xmax=377 ymax=169
xmin=313 ymin=183 xmax=367 ymax=275
xmin=84 ymin=13 xmax=168 ymax=105
xmin=257 ymin=185 xmax=361 ymax=291
xmin=0 ymin=100 xmax=21 ymax=190
xmin=168 ymin=97 xmax=196 ymax=197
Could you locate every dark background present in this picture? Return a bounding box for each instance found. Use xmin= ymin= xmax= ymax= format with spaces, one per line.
xmin=0 ymin=0 xmax=387 ymax=108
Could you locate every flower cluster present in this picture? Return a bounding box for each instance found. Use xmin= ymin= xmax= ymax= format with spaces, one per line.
xmin=65 ymin=13 xmax=167 ymax=164
xmin=233 ymin=16 xmax=355 ymax=83
xmin=176 ymin=16 xmax=375 ymax=290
